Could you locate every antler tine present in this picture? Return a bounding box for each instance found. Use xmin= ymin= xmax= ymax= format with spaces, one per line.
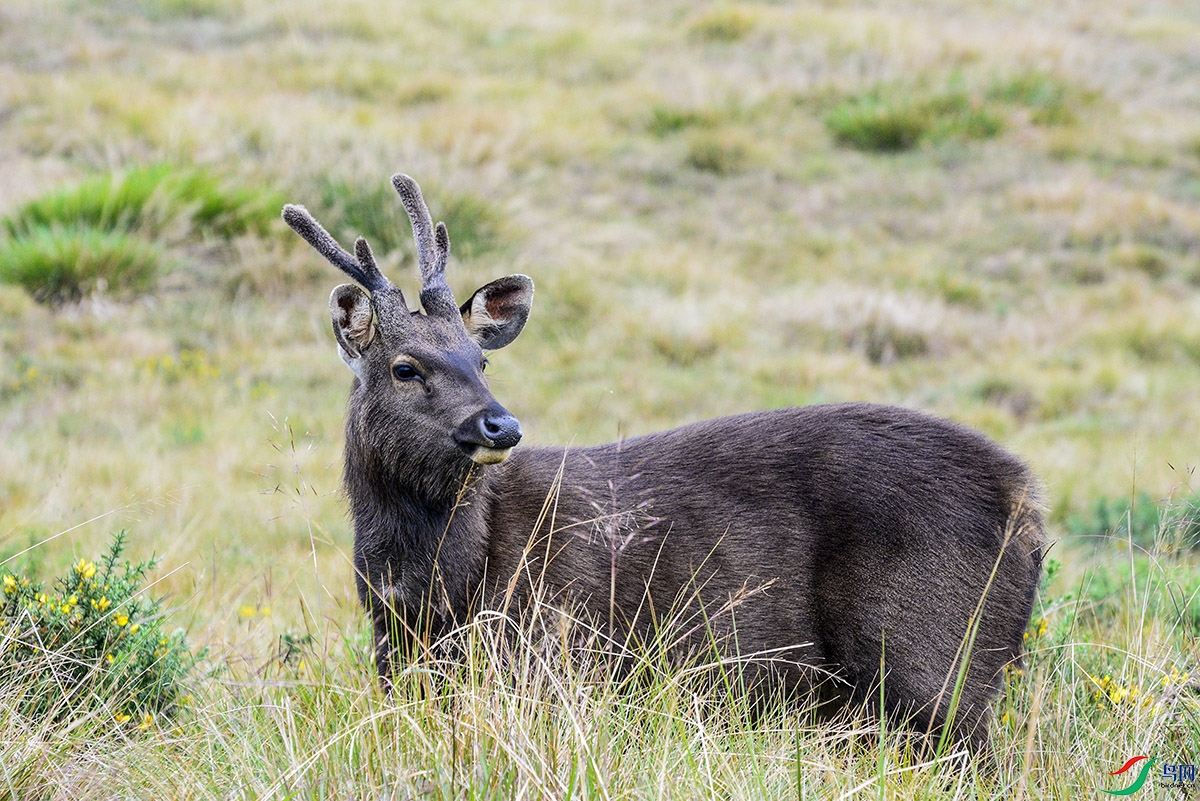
xmin=282 ymin=204 xmax=391 ymax=294
xmin=390 ymin=174 xmax=436 ymax=279
xmin=391 ymin=174 xmax=458 ymax=317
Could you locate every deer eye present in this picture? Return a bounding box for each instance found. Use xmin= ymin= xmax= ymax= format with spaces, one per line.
xmin=480 ymin=358 xmax=490 ymax=373
xmin=392 ymin=363 xmax=422 ymax=382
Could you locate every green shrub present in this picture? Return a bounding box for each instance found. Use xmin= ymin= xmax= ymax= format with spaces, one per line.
xmin=0 ymin=226 xmax=164 ymax=303
xmin=0 ymin=531 xmax=201 ymax=727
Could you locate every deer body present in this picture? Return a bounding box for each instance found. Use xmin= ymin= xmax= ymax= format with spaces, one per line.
xmin=284 ymin=175 xmax=1043 ymax=754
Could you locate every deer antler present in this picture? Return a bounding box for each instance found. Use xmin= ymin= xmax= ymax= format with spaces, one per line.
xmin=391 ymin=174 xmax=457 ymax=318
xmin=282 ymin=204 xmax=398 ymax=301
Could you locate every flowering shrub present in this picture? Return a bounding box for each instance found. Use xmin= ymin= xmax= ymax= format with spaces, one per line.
xmin=0 ymin=531 xmax=200 ymax=728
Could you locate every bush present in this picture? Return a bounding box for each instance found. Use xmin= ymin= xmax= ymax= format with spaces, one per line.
xmin=0 ymin=531 xmax=201 ymax=728
xmin=0 ymin=226 xmax=164 ymax=303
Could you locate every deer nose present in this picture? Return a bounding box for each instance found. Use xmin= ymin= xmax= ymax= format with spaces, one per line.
xmin=478 ymin=409 xmax=522 ymax=449
xmin=455 ymin=406 xmax=523 ymax=451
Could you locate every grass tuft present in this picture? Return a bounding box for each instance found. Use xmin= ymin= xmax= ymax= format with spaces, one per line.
xmin=317 ymin=177 xmax=505 ymax=262
xmin=2 ymin=163 xmax=282 ymax=243
xmin=687 ymin=5 xmax=758 ymax=43
xmin=0 ymin=226 xmax=165 ymax=303
xmin=685 ymin=130 xmax=753 ymax=175
xmin=646 ymin=104 xmax=716 ymax=138
xmin=826 ymin=88 xmax=1002 ymax=153
xmin=987 ymin=71 xmax=1082 ymax=126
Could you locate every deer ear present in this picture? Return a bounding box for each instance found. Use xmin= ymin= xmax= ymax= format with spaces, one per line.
xmin=329 ymin=283 xmax=376 ymax=377
xmin=460 ymin=275 xmax=534 ymax=350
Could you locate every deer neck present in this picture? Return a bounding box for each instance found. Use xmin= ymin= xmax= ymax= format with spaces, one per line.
xmin=343 ymin=417 xmax=495 ymax=630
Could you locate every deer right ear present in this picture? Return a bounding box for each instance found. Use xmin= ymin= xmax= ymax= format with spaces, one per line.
xmin=329 ymin=284 xmax=376 ymax=378
xmin=460 ymin=275 xmax=534 ymax=350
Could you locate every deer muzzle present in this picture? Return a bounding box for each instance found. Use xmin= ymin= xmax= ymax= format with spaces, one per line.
xmin=454 ymin=406 xmax=523 ymax=464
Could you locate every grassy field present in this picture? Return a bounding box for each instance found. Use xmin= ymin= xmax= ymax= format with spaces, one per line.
xmin=1 ymin=0 xmax=1199 ymax=797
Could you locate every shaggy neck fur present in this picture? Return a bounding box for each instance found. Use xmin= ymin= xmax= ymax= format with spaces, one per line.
xmin=342 ymin=398 xmax=494 ymax=640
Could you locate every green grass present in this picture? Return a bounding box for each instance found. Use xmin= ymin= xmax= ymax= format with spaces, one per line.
xmin=2 ymin=0 xmax=1200 ymax=796
xmin=315 ymin=177 xmax=505 ymax=263
xmin=825 ymin=88 xmax=1003 ymax=152
xmin=1 ymin=518 xmax=1196 ymax=798
xmin=0 ymin=226 xmax=164 ymax=302
xmin=0 ymin=163 xmax=284 ymax=302
xmin=2 ymin=163 xmax=281 ymax=242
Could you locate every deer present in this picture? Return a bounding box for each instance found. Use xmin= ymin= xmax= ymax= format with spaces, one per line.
xmin=282 ymin=174 xmax=1044 ymax=755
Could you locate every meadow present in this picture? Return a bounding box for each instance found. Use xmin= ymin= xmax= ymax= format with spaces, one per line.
xmin=1 ymin=0 xmax=1198 ymax=797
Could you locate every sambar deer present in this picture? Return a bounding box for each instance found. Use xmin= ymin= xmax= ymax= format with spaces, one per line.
xmin=282 ymin=174 xmax=1044 ymax=754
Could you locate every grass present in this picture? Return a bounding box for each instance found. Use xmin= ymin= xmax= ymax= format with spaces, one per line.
xmin=2 ymin=163 xmax=281 ymax=242
xmin=0 ymin=227 xmax=164 ymax=303
xmin=1 ymin=518 xmax=1196 ymax=798
xmin=1 ymin=0 xmax=1200 ymax=796
xmin=0 ymin=163 xmax=284 ymax=301
xmin=825 ymin=87 xmax=1003 ymax=153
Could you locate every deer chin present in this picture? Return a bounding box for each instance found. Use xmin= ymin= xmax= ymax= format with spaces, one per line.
xmin=468 ymin=445 xmax=513 ymax=465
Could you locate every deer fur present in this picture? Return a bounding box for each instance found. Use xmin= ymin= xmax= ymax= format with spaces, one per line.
xmin=283 ymin=174 xmax=1044 ymax=754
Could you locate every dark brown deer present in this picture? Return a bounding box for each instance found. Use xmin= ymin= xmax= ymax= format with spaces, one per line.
xmin=282 ymin=174 xmax=1044 ymax=754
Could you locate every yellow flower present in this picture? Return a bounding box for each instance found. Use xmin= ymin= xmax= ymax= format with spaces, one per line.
xmin=238 ymin=605 xmax=257 ymax=619
xmin=106 ymin=654 xmax=114 ymax=664
xmin=138 ymin=713 xmax=154 ymax=731
xmin=67 ymin=595 xmax=77 ymax=606
xmin=259 ymin=605 xmax=271 ymax=617
xmin=91 ymin=596 xmax=111 ymax=612
xmin=75 ymin=559 xmax=96 ymax=580
xmin=114 ymin=613 xmax=129 ymax=627
xmin=128 ymin=623 xmax=140 ymax=634
xmin=114 ymin=713 xmax=131 ymax=724
xmin=1000 ymin=712 xmax=1012 ymax=726
xmin=2 ymin=575 xmax=16 ymax=594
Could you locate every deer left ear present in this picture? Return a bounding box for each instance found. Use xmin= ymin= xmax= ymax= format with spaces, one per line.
xmin=460 ymin=275 xmax=534 ymax=350
xmin=329 ymin=283 xmax=376 ymax=379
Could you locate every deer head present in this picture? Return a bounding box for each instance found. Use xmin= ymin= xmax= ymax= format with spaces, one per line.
xmin=283 ymin=174 xmax=534 ymax=469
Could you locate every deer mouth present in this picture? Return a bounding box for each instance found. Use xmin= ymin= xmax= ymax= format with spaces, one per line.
xmin=466 ymin=444 xmax=514 ymax=465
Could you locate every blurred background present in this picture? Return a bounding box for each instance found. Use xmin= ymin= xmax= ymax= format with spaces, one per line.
xmin=1 ymin=0 xmax=1199 ymax=648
